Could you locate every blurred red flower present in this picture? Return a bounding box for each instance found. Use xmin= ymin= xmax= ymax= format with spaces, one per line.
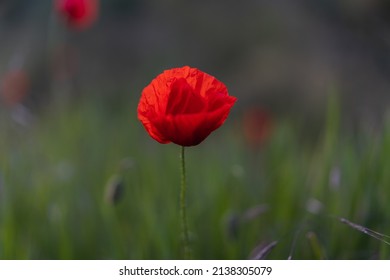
xmin=242 ymin=106 xmax=273 ymax=148
xmin=55 ymin=0 xmax=99 ymax=30
xmin=138 ymin=66 xmax=237 ymax=146
xmin=1 ymin=69 xmax=30 ymax=107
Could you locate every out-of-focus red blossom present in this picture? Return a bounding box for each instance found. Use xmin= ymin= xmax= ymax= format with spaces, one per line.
xmin=55 ymin=0 xmax=99 ymax=30
xmin=1 ymin=70 xmax=30 ymax=107
xmin=242 ymin=107 xmax=273 ymax=148
xmin=138 ymin=66 xmax=237 ymax=147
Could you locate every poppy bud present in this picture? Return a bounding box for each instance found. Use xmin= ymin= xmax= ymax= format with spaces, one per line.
xmin=104 ymin=175 xmax=124 ymax=205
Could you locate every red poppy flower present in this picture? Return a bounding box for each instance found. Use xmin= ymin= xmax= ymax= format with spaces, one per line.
xmin=138 ymin=66 xmax=237 ymax=146
xmin=1 ymin=69 xmax=30 ymax=107
xmin=55 ymin=0 xmax=99 ymax=30
xmin=242 ymin=106 xmax=273 ymax=148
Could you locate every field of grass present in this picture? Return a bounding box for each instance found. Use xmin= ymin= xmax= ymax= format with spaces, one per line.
xmin=0 ymin=95 xmax=389 ymax=259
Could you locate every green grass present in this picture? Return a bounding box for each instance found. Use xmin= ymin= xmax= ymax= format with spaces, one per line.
xmin=1 ymin=95 xmax=389 ymax=259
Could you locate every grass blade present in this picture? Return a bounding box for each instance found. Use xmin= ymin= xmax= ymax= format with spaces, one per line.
xmin=249 ymin=240 xmax=278 ymax=260
xmin=339 ymin=217 xmax=390 ymax=246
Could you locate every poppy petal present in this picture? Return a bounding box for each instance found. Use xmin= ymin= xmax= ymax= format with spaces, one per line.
xmin=137 ymin=66 xmax=237 ymax=146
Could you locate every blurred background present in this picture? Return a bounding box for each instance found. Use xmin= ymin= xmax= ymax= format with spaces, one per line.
xmin=1 ymin=0 xmax=390 ymax=122
xmin=0 ymin=0 xmax=390 ymax=259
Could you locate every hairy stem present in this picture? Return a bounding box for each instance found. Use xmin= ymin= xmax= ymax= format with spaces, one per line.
xmin=180 ymin=146 xmax=191 ymax=259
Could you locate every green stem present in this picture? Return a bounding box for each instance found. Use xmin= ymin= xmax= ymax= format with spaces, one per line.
xmin=180 ymin=146 xmax=191 ymax=259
